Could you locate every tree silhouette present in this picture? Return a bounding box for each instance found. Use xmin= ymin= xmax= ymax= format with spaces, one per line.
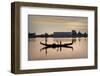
xmin=83 ymin=32 xmax=88 ymax=37
xmin=72 ymin=30 xmax=77 ymax=37
xmin=77 ymin=31 xmax=82 ymax=37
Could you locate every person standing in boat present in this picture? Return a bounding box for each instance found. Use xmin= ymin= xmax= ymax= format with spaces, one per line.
xmin=44 ymin=33 xmax=48 ymax=45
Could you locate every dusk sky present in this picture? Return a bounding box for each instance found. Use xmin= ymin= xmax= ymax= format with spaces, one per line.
xmin=28 ymin=15 xmax=88 ymax=35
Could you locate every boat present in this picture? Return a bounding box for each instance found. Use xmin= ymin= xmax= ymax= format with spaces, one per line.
xmin=40 ymin=41 xmax=73 ymax=47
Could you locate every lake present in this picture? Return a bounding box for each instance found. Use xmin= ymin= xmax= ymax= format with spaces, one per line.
xmin=28 ymin=38 xmax=88 ymax=61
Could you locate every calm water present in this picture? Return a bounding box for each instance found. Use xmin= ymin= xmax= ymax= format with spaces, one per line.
xmin=28 ymin=38 xmax=88 ymax=61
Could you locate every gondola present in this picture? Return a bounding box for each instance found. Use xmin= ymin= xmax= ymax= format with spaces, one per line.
xmin=40 ymin=41 xmax=73 ymax=47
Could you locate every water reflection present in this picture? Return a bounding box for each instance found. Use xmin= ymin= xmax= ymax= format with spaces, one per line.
xmin=40 ymin=38 xmax=74 ymax=55
xmin=28 ymin=38 xmax=88 ymax=60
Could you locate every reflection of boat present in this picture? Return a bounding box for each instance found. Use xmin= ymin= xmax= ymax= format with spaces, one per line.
xmin=40 ymin=37 xmax=74 ymax=55
xmin=40 ymin=41 xmax=73 ymax=47
xmin=40 ymin=45 xmax=73 ymax=55
xmin=40 ymin=45 xmax=73 ymax=51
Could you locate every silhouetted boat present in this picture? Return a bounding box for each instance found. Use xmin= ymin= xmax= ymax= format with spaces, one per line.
xmin=40 ymin=41 xmax=73 ymax=47
xmin=40 ymin=45 xmax=73 ymax=55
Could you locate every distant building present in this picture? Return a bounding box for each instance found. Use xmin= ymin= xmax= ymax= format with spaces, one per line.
xmin=53 ymin=32 xmax=72 ymax=38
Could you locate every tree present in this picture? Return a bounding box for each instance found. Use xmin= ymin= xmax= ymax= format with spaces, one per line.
xmin=84 ymin=32 xmax=88 ymax=37
xmin=78 ymin=31 xmax=82 ymax=37
xmin=72 ymin=30 xmax=77 ymax=37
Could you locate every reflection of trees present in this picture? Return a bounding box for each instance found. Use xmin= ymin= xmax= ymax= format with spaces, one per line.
xmin=72 ymin=38 xmax=77 ymax=43
xmin=78 ymin=38 xmax=81 ymax=42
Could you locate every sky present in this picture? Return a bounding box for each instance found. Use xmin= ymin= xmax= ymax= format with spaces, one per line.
xmin=28 ymin=15 xmax=88 ymax=35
